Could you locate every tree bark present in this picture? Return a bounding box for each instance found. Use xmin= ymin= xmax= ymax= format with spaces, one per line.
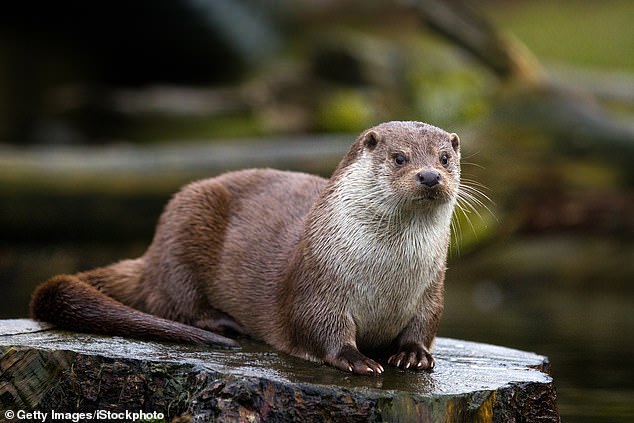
xmin=1 ymin=319 xmax=559 ymax=422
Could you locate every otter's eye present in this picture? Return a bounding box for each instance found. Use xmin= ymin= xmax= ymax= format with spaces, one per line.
xmin=394 ymin=153 xmax=407 ymax=166
xmin=440 ymin=153 xmax=450 ymax=167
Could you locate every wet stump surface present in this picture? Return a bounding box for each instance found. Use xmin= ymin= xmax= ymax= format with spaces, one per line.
xmin=0 ymin=319 xmax=559 ymax=422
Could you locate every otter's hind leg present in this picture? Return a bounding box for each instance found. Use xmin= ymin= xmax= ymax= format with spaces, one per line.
xmin=194 ymin=309 xmax=246 ymax=337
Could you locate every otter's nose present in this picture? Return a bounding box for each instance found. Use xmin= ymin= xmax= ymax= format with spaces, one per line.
xmin=417 ymin=170 xmax=442 ymax=187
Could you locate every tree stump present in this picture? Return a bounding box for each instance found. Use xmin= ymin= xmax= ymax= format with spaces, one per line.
xmin=0 ymin=319 xmax=559 ymax=422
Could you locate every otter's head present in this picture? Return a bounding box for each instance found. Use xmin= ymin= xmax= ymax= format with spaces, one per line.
xmin=334 ymin=121 xmax=461 ymax=212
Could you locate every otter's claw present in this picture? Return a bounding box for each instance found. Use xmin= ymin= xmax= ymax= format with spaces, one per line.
xmin=388 ymin=342 xmax=434 ymax=371
xmin=330 ymin=344 xmax=384 ymax=376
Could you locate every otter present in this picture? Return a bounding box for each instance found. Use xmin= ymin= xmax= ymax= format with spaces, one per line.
xmin=31 ymin=121 xmax=461 ymax=376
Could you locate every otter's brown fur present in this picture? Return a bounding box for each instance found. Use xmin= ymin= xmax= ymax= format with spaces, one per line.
xmin=31 ymin=121 xmax=461 ymax=375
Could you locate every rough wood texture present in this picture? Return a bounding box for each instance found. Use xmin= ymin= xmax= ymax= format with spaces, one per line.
xmin=0 ymin=319 xmax=559 ymax=422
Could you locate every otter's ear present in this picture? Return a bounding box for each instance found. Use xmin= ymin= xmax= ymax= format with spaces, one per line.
xmin=362 ymin=131 xmax=380 ymax=151
xmin=449 ymin=133 xmax=460 ymax=153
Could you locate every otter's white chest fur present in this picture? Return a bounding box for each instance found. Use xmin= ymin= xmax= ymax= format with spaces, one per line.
xmin=342 ymin=215 xmax=449 ymax=347
xmin=312 ymin=208 xmax=452 ymax=348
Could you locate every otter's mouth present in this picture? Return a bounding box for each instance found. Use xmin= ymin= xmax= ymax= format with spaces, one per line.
xmin=413 ymin=195 xmax=444 ymax=203
xmin=411 ymin=189 xmax=452 ymax=203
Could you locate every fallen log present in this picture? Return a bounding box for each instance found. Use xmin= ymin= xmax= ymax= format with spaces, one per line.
xmin=0 ymin=319 xmax=559 ymax=422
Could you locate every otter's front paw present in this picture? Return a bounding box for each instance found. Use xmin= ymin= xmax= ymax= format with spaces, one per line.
xmin=329 ymin=344 xmax=384 ymax=376
xmin=388 ymin=342 xmax=434 ymax=371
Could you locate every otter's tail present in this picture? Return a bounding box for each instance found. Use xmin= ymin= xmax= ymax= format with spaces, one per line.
xmin=30 ymin=274 xmax=239 ymax=349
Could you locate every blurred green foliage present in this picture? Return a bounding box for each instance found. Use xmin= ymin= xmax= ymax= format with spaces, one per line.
xmin=486 ymin=0 xmax=634 ymax=71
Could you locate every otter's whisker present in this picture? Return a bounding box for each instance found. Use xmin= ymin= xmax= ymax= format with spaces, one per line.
xmin=449 ymin=211 xmax=463 ymax=254
xmin=458 ymin=180 xmax=496 ymax=220
xmin=456 ymin=198 xmax=478 ymax=234
xmin=450 ymin=177 xmax=496 ymax=246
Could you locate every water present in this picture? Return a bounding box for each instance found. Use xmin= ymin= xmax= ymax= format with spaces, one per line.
xmin=442 ymin=244 xmax=634 ymax=422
